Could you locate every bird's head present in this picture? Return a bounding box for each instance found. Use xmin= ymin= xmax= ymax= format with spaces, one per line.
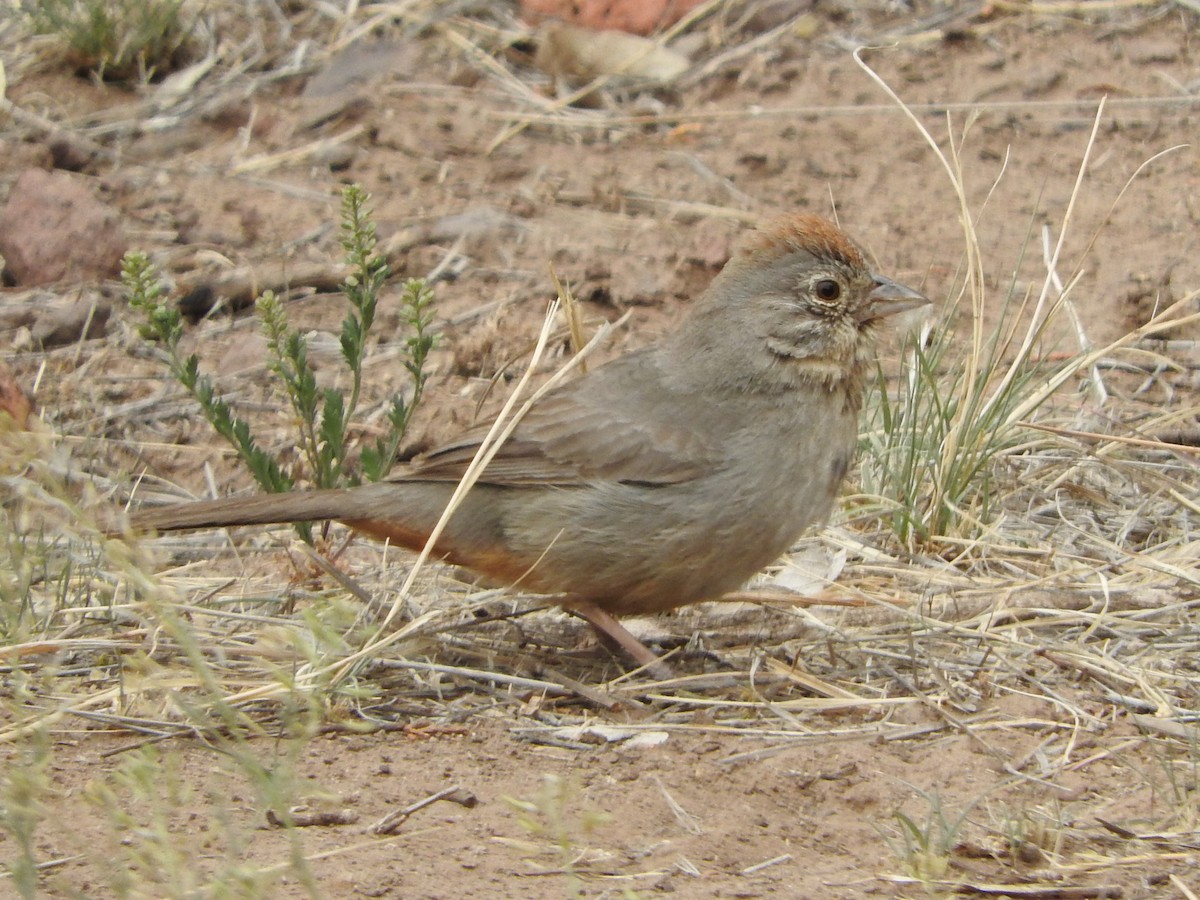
xmin=673 ymin=214 xmax=929 ymax=398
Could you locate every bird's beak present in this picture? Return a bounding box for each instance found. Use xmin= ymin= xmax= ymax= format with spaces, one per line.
xmin=862 ymin=275 xmax=930 ymax=322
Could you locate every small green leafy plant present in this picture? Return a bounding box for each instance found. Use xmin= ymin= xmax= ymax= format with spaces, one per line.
xmin=882 ymin=788 xmax=973 ymax=888
xmin=126 ymin=185 xmax=435 ymax=538
xmin=857 ymin=286 xmax=1058 ymax=549
xmin=849 ymin=56 xmax=1128 ymax=556
xmin=22 ymin=0 xmax=192 ymax=82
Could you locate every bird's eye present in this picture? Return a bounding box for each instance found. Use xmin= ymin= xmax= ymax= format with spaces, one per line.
xmin=814 ymin=279 xmax=841 ymax=302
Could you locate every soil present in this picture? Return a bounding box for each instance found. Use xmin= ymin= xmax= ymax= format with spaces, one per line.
xmin=2 ymin=3 xmax=1200 ymax=898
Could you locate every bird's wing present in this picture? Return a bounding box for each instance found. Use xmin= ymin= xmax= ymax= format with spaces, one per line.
xmin=396 ymin=351 xmax=718 ymax=487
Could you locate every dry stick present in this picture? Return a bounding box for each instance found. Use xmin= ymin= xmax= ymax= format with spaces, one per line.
xmin=437 ymin=24 xmax=557 ymax=121
xmin=0 ymin=685 xmax=131 ymax=744
xmin=1068 ymin=523 xmax=1200 ymax=588
xmin=374 ymin=785 xmax=478 ymax=835
xmin=763 ymin=657 xmax=866 ymax=701
xmin=369 ymin=659 xmax=572 ymax=696
xmin=174 ymin=261 xmax=350 ymax=313
xmin=667 ymin=151 xmax=760 ymax=208
xmin=547 ymin=264 xmax=587 ymax=363
xmin=741 ymin=855 xmax=793 ymax=876
xmin=997 ymin=0 xmax=1163 ymax=9
xmin=840 ymin=597 xmax=1103 ymax=726
xmin=0 ymin=855 xmax=84 ymax=880
xmin=250 ymin=826 xmax=447 ymax=878
xmin=330 ymin=0 xmax=427 ymax=52
xmin=538 ymin=667 xmax=630 ymax=711
xmin=266 ymin=807 xmax=359 ymax=828
xmin=634 ymin=694 xmax=915 ymax=712
xmin=1017 ymin=421 xmax=1200 ymax=457
xmin=0 ymin=97 xmax=112 ymax=161
xmin=679 ymin=8 xmax=814 ymax=89
xmin=1170 ymin=874 xmax=1200 ymax=900
xmin=229 ymin=125 xmax=367 ymax=175
xmin=485 ymin=94 xmax=1200 ymax=130
xmin=882 ymin=876 xmax=1125 ymax=897
xmin=293 ymin=542 xmax=390 ymax=619
xmin=651 ymin=775 xmax=704 ymax=835
xmin=554 ymin=190 xmax=758 ymax=223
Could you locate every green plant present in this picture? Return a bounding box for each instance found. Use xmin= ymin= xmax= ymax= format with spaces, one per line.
xmin=0 ymin=515 xmax=41 ymax=645
xmin=125 ymin=252 xmax=294 ymax=500
xmin=0 ymin=427 xmax=121 ymax=644
xmin=0 ymin=727 xmax=51 ymax=899
xmin=81 ymin=743 xmax=321 ymax=899
xmin=83 ymin=748 xmax=196 ymax=896
xmin=125 ymin=184 xmax=435 ymax=540
xmin=857 ymin=275 xmax=1061 ymax=549
xmin=882 ymin=788 xmax=968 ymax=889
xmin=1126 ymin=723 xmax=1200 ymax=833
xmin=23 ymin=0 xmax=192 ymax=82
xmin=264 ymin=187 xmax=436 ymax=487
xmin=849 ymin=60 xmax=1122 ymax=553
xmin=501 ymin=775 xmax=610 ymax=896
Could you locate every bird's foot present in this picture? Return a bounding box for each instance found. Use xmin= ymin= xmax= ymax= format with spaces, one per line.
xmin=565 ymin=599 xmax=674 ymax=680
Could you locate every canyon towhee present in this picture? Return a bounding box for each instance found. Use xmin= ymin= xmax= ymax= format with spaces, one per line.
xmin=131 ymin=213 xmax=929 ymax=671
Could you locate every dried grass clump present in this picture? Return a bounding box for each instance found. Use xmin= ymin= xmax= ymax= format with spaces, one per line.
xmin=21 ymin=0 xmax=194 ymax=82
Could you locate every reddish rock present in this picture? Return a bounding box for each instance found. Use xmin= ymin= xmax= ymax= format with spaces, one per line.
xmin=519 ymin=0 xmax=705 ymax=35
xmin=0 ymin=359 xmax=34 ymax=430
xmin=0 ymin=169 xmax=127 ymax=285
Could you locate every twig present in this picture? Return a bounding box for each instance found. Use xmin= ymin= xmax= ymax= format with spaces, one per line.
xmin=373 ymin=786 xmax=478 ymax=835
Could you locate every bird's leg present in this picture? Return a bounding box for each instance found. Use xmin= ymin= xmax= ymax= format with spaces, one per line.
xmin=566 ymin=599 xmax=673 ymax=679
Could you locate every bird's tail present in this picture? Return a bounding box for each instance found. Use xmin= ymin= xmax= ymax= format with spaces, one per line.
xmin=129 ymin=488 xmax=371 ymax=533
